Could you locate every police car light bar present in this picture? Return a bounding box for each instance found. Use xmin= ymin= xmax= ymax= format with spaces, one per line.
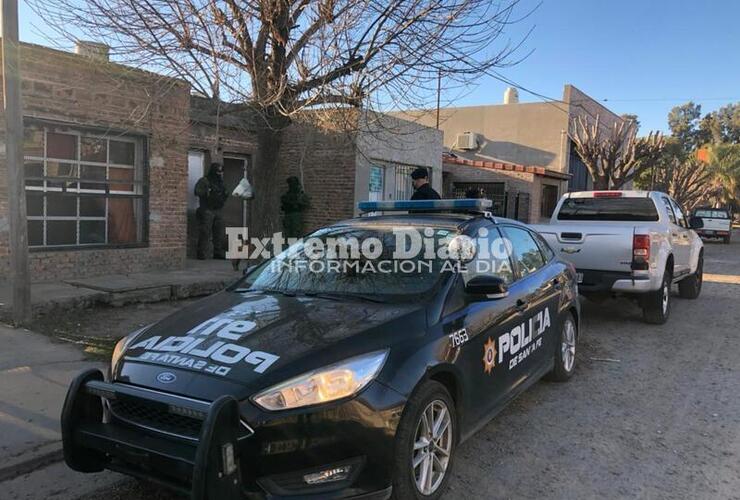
xmin=358 ymin=199 xmax=492 ymax=213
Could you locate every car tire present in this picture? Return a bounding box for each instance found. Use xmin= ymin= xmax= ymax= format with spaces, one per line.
xmin=678 ymin=252 xmax=703 ymax=299
xmin=545 ymin=312 xmax=578 ymax=382
xmin=724 ymin=235 xmax=731 ymax=244
xmin=642 ymin=267 xmax=672 ymax=324
xmin=391 ymin=381 xmax=457 ymax=500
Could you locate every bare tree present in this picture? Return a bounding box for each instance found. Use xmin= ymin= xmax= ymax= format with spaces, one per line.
xmin=32 ymin=0 xmax=531 ymax=235
xmin=653 ymin=156 xmax=714 ymax=210
xmin=570 ymin=114 xmax=665 ymax=190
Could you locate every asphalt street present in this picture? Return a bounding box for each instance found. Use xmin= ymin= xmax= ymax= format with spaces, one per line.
xmin=3 ymin=231 xmax=739 ymax=500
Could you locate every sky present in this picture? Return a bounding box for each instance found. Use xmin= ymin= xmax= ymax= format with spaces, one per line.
xmin=16 ymin=0 xmax=740 ymax=133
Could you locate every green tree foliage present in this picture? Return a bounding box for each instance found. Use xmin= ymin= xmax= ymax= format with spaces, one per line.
xmin=707 ymin=143 xmax=740 ymax=209
xmin=699 ymin=104 xmax=740 ymax=145
xmin=639 ymin=102 xmax=740 ymax=210
xmin=667 ymin=102 xmax=704 ymax=152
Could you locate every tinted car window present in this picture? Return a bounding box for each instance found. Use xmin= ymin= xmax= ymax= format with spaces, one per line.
xmin=462 ymin=226 xmax=515 ymax=284
xmin=661 ymin=197 xmax=677 ymax=224
xmin=695 ymin=209 xmax=729 ymax=219
xmin=533 ymin=231 xmax=555 ymax=261
xmin=502 ymin=226 xmax=545 ymax=278
xmin=557 ymin=197 xmax=659 ymax=221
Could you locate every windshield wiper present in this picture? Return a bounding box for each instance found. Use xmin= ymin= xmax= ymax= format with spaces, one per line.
xmin=303 ymin=291 xmax=385 ymax=304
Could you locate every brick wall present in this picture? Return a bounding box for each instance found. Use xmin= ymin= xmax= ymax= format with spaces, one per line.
xmin=0 ymin=43 xmax=190 ymax=280
xmin=277 ymin=118 xmax=357 ymax=232
xmin=189 ymin=105 xmax=358 ymax=237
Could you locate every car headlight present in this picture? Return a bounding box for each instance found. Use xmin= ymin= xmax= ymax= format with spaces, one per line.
xmin=111 ymin=325 xmax=151 ymax=374
xmin=252 ymin=350 xmax=389 ymax=411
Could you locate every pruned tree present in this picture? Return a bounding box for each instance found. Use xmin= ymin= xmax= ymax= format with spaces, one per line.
xmin=32 ymin=0 xmax=531 ymax=235
xmin=652 ymin=156 xmax=714 ymax=210
xmin=570 ymin=114 xmax=665 ymax=190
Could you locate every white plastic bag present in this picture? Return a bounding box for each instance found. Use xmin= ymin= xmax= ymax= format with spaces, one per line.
xmin=232 ymin=178 xmax=254 ymax=199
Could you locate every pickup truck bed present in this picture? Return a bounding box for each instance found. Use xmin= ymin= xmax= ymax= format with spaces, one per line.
xmin=530 ymin=190 xmax=704 ymax=324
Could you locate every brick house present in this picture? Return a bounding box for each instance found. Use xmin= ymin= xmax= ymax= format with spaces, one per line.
xmin=1 ymin=42 xmax=190 ymax=279
xmin=0 ymin=41 xmax=441 ymax=278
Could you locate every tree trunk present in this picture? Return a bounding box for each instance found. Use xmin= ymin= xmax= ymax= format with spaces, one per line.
xmin=250 ymin=115 xmax=289 ymax=239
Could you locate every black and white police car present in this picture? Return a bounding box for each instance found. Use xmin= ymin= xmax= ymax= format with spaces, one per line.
xmin=62 ymin=199 xmax=581 ymax=500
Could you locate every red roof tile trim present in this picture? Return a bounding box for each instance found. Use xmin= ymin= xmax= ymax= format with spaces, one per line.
xmin=443 ymin=156 xmax=570 ymax=180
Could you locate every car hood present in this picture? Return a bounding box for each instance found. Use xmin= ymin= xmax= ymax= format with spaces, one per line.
xmin=114 ymin=290 xmax=423 ymax=400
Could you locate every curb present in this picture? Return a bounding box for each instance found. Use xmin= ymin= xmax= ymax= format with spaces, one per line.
xmin=0 ymin=442 xmax=64 ymax=483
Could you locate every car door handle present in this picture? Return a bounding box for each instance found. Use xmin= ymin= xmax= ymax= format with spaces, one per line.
xmin=515 ymin=299 xmax=528 ymax=312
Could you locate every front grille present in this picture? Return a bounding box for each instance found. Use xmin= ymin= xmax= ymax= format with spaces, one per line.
xmin=109 ymin=397 xmax=203 ymax=440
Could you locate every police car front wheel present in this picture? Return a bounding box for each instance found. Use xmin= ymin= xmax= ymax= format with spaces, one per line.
xmin=392 ymin=381 xmax=457 ymax=499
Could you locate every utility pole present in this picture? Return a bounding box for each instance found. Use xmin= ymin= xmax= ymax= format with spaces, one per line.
xmin=2 ymin=0 xmax=31 ymax=324
xmin=435 ymin=70 xmax=441 ymax=130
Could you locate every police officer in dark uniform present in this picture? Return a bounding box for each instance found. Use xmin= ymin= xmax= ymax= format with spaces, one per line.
xmin=195 ymin=162 xmax=229 ymax=259
xmin=410 ymin=167 xmax=441 ymax=200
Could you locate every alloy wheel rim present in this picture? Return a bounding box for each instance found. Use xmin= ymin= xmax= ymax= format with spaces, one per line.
xmin=412 ymin=399 xmax=452 ymax=495
xmin=561 ymin=319 xmax=576 ymax=372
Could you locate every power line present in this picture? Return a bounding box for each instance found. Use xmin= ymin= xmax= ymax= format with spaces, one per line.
xmin=602 ymin=97 xmax=740 ymax=103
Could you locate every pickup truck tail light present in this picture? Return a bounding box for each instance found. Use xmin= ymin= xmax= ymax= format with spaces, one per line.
xmin=633 ymin=234 xmax=650 ymax=260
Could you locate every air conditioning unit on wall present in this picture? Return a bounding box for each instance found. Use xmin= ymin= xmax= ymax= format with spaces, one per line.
xmin=456 ymin=131 xmax=478 ymax=150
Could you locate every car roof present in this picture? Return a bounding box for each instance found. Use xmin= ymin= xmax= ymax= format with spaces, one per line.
xmin=333 ymin=213 xmax=528 ymax=232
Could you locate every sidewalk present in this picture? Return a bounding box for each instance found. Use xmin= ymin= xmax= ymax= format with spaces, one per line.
xmin=0 ymin=324 xmax=123 ymax=495
xmin=0 ymin=259 xmax=242 ymax=321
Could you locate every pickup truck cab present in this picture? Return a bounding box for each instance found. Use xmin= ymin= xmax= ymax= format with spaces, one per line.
xmin=692 ymin=207 xmax=733 ymax=244
xmin=531 ymin=191 xmax=704 ymax=324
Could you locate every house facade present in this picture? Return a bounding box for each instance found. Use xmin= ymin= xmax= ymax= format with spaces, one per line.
xmin=396 ymin=84 xmax=625 ymax=222
xmin=0 ymin=42 xmax=442 ymax=279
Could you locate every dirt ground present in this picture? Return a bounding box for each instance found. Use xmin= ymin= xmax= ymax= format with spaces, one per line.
xmin=37 ymin=234 xmax=740 ymax=500
xmin=30 ymin=298 xmax=203 ymax=357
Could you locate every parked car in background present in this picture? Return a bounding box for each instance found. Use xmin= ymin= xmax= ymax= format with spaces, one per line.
xmin=531 ymin=191 xmax=704 ymax=324
xmin=691 ymin=207 xmax=732 ymax=244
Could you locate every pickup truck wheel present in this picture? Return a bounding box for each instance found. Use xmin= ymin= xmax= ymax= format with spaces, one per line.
xmin=678 ymin=253 xmax=703 ymax=299
xmin=392 ymin=381 xmax=456 ymax=500
xmin=724 ymin=234 xmax=731 ymax=244
xmin=545 ymin=312 xmax=577 ymax=382
xmin=642 ymin=269 xmax=672 ymax=324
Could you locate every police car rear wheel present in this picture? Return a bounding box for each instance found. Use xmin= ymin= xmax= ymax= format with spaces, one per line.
xmin=547 ymin=313 xmax=577 ymax=382
xmin=392 ymin=381 xmax=456 ymax=499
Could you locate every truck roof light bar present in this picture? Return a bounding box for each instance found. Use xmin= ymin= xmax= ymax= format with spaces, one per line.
xmin=593 ymin=191 xmax=623 ymax=198
xmin=358 ymin=199 xmax=493 ymax=214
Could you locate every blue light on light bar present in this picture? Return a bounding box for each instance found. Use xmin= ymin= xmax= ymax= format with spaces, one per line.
xmin=358 ymin=198 xmax=492 ymax=213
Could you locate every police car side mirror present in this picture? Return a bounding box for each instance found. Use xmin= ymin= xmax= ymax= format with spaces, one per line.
xmin=465 ymin=275 xmax=509 ymax=299
xmin=689 ymin=216 xmax=703 ymax=229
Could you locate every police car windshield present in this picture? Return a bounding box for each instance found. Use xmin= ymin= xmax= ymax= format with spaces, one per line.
xmin=239 ymin=225 xmax=454 ymax=299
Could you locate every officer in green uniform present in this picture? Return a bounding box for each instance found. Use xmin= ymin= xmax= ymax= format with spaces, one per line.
xmin=195 ymin=162 xmax=229 ymax=259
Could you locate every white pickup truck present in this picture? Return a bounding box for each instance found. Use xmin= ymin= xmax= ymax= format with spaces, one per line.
xmin=691 ymin=207 xmax=733 ymax=244
xmin=531 ymin=191 xmax=704 ymax=324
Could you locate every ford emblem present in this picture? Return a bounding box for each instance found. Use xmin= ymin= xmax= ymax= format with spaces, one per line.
xmin=157 ymin=372 xmax=177 ymax=384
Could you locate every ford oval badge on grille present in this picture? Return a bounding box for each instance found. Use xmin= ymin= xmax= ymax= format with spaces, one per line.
xmin=157 ymin=372 xmax=177 ymax=384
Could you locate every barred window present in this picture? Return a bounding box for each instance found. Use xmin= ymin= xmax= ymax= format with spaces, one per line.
xmin=23 ymin=125 xmax=146 ymax=248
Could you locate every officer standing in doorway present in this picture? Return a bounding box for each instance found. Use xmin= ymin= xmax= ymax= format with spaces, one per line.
xmin=410 ymin=167 xmax=441 ymax=200
xmin=195 ymin=162 xmax=229 ymax=259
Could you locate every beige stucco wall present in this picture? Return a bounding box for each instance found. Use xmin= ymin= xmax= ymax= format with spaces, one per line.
xmin=395 ymin=102 xmax=570 ymax=173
